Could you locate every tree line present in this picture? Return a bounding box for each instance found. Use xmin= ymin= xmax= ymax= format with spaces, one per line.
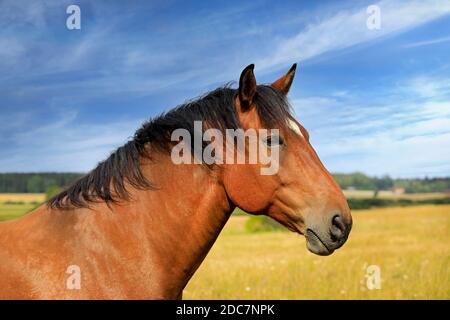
xmin=0 ymin=172 xmax=449 ymax=194
xmin=0 ymin=173 xmax=83 ymax=193
xmin=333 ymin=172 xmax=450 ymax=193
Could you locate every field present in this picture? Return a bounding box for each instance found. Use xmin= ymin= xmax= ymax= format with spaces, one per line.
xmin=185 ymin=205 xmax=450 ymax=299
xmin=0 ymin=193 xmax=44 ymax=221
xmin=0 ymin=193 xmax=45 ymax=204
xmin=0 ymin=193 xmax=449 ymax=299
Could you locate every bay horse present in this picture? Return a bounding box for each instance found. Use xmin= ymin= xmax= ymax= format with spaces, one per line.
xmin=0 ymin=64 xmax=352 ymax=299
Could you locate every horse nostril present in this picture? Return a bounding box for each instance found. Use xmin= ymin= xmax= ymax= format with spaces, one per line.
xmin=330 ymin=214 xmax=346 ymax=241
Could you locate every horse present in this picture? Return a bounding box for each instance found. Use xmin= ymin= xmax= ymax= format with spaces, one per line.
xmin=0 ymin=64 xmax=352 ymax=299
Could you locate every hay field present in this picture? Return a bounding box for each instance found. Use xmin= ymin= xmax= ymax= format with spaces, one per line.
xmin=0 ymin=193 xmax=45 ymax=203
xmin=0 ymin=193 xmax=44 ymax=221
xmin=185 ymin=205 xmax=450 ymax=299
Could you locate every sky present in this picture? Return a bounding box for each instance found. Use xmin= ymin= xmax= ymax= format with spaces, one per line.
xmin=0 ymin=0 xmax=449 ymax=178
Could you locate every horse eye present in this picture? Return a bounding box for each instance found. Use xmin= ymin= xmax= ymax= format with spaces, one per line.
xmin=265 ymin=135 xmax=283 ymax=147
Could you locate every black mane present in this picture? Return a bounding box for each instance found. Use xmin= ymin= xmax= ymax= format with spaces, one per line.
xmin=48 ymin=85 xmax=292 ymax=209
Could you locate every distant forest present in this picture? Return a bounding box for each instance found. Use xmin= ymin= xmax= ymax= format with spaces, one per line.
xmin=0 ymin=172 xmax=449 ymax=194
xmin=0 ymin=173 xmax=83 ymax=193
xmin=333 ymin=173 xmax=450 ymax=193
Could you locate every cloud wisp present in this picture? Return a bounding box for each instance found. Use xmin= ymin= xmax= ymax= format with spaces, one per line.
xmin=403 ymin=35 xmax=450 ymax=48
xmin=257 ymin=0 xmax=450 ymax=72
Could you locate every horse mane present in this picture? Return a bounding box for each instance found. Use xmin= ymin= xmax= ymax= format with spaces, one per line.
xmin=48 ymin=84 xmax=293 ymax=209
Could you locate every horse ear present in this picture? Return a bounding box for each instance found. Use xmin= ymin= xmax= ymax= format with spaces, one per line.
xmin=238 ymin=64 xmax=257 ymax=110
xmin=272 ymin=63 xmax=297 ymax=95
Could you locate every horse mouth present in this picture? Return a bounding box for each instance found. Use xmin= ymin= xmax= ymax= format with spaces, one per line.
xmin=306 ymin=229 xmax=334 ymax=256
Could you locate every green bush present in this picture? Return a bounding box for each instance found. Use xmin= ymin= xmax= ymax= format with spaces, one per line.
xmin=3 ymin=200 xmax=25 ymax=205
xmin=418 ymin=197 xmax=450 ymax=205
xmin=245 ymin=215 xmax=285 ymax=233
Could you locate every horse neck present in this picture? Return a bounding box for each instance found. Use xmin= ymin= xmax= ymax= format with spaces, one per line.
xmin=119 ymin=153 xmax=234 ymax=292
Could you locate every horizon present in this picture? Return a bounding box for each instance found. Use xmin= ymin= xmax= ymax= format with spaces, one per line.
xmin=1 ymin=0 xmax=450 ymax=178
xmin=0 ymin=171 xmax=449 ymax=181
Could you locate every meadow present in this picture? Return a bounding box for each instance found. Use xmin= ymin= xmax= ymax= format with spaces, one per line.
xmin=185 ymin=205 xmax=450 ymax=299
xmin=1 ymin=193 xmax=449 ymax=299
xmin=0 ymin=193 xmax=45 ymax=204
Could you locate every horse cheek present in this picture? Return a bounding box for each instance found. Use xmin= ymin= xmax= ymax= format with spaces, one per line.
xmin=224 ymin=166 xmax=274 ymax=213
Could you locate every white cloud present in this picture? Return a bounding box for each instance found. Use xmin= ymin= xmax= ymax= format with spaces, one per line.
xmin=323 ymin=130 xmax=450 ymax=177
xmin=293 ymin=74 xmax=450 ymax=178
xmin=0 ymin=109 xmax=141 ymax=172
xmin=403 ymin=35 xmax=450 ymax=48
xmin=257 ymin=0 xmax=450 ymax=72
xmin=0 ymin=0 xmax=52 ymax=29
xmin=403 ymin=75 xmax=450 ymax=99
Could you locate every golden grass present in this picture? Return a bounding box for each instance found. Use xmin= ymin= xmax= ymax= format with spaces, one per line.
xmin=0 ymin=193 xmax=45 ymax=204
xmin=185 ymin=205 xmax=450 ymax=299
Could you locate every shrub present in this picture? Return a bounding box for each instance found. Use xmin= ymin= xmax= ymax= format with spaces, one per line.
xmin=3 ymin=200 xmax=25 ymax=205
xmin=245 ymin=215 xmax=285 ymax=233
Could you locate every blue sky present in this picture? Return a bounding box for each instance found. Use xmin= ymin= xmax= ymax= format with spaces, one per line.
xmin=0 ymin=0 xmax=449 ymax=177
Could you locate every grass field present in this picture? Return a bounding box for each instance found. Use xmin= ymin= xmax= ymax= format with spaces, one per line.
xmin=0 ymin=193 xmax=44 ymax=221
xmin=0 ymin=203 xmax=38 ymax=221
xmin=0 ymin=194 xmax=449 ymax=299
xmin=184 ymin=205 xmax=450 ymax=299
xmin=0 ymin=193 xmax=45 ymax=204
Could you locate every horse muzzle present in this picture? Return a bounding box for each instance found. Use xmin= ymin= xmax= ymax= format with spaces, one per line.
xmin=305 ymin=212 xmax=352 ymax=256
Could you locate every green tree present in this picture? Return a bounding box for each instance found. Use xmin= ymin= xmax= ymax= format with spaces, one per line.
xmin=45 ymin=185 xmax=61 ymax=201
xmin=27 ymin=175 xmax=42 ymax=193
